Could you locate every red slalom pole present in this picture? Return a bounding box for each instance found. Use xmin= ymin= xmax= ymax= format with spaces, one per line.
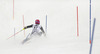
xmin=23 ymin=15 xmax=25 ymax=37
xmin=13 ymin=0 xmax=14 ymax=20
xmin=77 ymin=6 xmax=79 ymax=36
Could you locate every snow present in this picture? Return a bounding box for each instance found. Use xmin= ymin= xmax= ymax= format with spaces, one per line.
xmin=0 ymin=0 xmax=100 ymax=54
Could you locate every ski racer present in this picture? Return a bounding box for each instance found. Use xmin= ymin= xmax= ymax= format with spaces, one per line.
xmin=23 ymin=19 xmax=46 ymax=38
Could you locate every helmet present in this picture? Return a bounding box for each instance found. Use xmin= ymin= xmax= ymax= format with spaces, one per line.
xmin=35 ymin=19 xmax=40 ymax=24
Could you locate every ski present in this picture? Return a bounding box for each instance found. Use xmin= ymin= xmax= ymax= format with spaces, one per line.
xmin=22 ymin=33 xmax=31 ymax=44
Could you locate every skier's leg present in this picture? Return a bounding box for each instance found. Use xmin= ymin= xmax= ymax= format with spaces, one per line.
xmin=28 ymin=31 xmax=35 ymax=39
xmin=22 ymin=33 xmax=31 ymax=44
xmin=26 ymin=33 xmax=30 ymax=39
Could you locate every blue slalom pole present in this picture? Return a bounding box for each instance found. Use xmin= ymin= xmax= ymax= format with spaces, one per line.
xmin=89 ymin=18 xmax=96 ymax=54
xmin=89 ymin=0 xmax=92 ymax=43
xmin=45 ymin=15 xmax=47 ymax=33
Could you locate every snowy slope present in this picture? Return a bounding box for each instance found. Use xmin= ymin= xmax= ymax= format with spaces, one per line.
xmin=0 ymin=0 xmax=100 ymax=54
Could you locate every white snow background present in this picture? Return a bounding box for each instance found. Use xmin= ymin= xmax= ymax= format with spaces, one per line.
xmin=0 ymin=0 xmax=100 ymax=54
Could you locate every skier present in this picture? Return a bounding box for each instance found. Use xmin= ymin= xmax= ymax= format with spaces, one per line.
xmin=22 ymin=19 xmax=46 ymax=44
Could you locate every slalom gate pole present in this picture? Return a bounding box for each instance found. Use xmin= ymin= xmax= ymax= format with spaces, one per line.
xmin=89 ymin=18 xmax=96 ymax=54
xmin=13 ymin=0 xmax=14 ymax=20
xmin=23 ymin=15 xmax=25 ymax=37
xmin=77 ymin=6 xmax=79 ymax=36
xmin=89 ymin=0 xmax=92 ymax=44
xmin=7 ymin=29 xmax=23 ymax=40
xmin=14 ymin=28 xmax=15 ymax=39
xmin=45 ymin=15 xmax=47 ymax=33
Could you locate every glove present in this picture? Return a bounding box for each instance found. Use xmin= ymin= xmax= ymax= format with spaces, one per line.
xmin=23 ymin=27 xmax=27 ymax=30
xmin=23 ymin=28 xmax=25 ymax=30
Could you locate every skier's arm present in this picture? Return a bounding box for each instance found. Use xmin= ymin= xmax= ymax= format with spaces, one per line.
xmin=40 ymin=26 xmax=46 ymax=36
xmin=40 ymin=27 xmax=45 ymax=34
xmin=23 ymin=24 xmax=33 ymax=30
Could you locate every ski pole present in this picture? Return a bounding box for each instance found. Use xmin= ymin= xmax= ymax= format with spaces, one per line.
xmin=7 ymin=29 xmax=23 ymax=40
